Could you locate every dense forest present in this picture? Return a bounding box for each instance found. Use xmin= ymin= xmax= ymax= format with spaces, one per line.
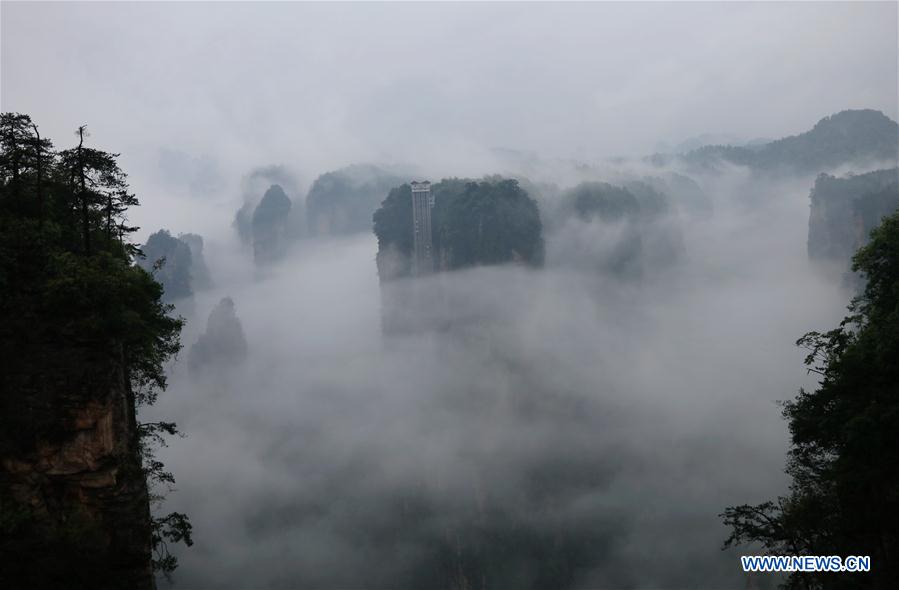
xmin=0 ymin=113 xmax=191 ymax=588
xmin=373 ymin=177 xmax=544 ymax=280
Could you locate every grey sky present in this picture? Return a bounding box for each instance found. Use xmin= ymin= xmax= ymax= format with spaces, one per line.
xmin=2 ymin=2 xmax=897 ymax=174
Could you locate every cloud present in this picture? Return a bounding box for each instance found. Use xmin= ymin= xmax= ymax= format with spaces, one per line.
xmin=137 ymin=162 xmax=850 ymax=587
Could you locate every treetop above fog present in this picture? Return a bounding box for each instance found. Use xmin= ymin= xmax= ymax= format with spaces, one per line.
xmin=373 ymin=177 xmax=543 ymax=279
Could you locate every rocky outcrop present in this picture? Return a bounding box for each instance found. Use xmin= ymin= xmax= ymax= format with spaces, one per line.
xmin=179 ymin=232 xmax=213 ymax=291
xmin=188 ymin=297 xmax=248 ymax=374
xmin=137 ymin=229 xmax=194 ymax=301
xmin=0 ymin=349 xmax=155 ymax=589
xmin=807 ymin=168 xmax=899 ymax=264
xmin=252 ymin=185 xmax=293 ymax=264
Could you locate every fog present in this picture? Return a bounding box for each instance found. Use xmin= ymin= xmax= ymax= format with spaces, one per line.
xmin=3 ymin=1 xmax=897 ymax=588
xmin=134 ymin=162 xmax=848 ymax=586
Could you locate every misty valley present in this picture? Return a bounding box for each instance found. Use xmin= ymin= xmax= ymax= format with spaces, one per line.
xmin=2 ymin=4 xmax=899 ymax=590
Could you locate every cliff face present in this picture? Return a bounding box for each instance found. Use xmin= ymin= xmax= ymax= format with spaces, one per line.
xmin=252 ymin=184 xmax=293 ymax=264
xmin=807 ymin=168 xmax=899 ymax=265
xmin=0 ymin=351 xmax=155 ymax=590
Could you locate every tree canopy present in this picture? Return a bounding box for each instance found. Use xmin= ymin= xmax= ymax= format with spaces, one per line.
xmin=0 ymin=113 xmax=191 ymax=582
xmin=373 ymin=177 xmax=544 ymax=280
xmin=721 ymin=211 xmax=899 ymax=589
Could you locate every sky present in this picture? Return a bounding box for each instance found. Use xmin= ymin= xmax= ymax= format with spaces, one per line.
xmin=2 ymin=2 xmax=897 ymax=220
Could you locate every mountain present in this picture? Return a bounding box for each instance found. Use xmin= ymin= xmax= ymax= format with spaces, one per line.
xmin=679 ymin=109 xmax=899 ymax=173
xmin=136 ymin=229 xmax=200 ymax=301
xmin=251 ymin=184 xmax=293 ymax=264
xmin=233 ymin=165 xmax=303 ymax=244
xmin=373 ymin=177 xmax=544 ymax=281
xmin=1 ymin=113 xmax=187 ymax=587
xmin=546 ymin=181 xmax=684 ymax=279
xmin=188 ymin=297 xmax=248 ymax=374
xmin=306 ymin=164 xmax=405 ymax=236
xmin=807 ymin=167 xmax=899 ymax=264
xmin=178 ymin=232 xmax=213 ymax=290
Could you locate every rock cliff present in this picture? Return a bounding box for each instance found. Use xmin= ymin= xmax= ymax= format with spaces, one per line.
xmin=0 ymin=349 xmax=155 ymax=589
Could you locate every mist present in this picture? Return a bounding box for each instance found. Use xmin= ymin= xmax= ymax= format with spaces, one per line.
xmin=130 ymin=165 xmax=851 ymax=587
xmin=3 ymin=1 xmax=897 ymax=588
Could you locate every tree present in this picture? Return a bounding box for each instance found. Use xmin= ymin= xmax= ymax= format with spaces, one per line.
xmin=57 ymin=125 xmax=136 ymax=255
xmin=373 ymin=177 xmax=544 ymax=280
xmin=0 ymin=113 xmax=191 ymax=585
xmin=721 ymin=212 xmax=899 ymax=589
xmin=438 ymin=178 xmax=544 ymax=269
xmin=0 ymin=113 xmax=53 ymax=217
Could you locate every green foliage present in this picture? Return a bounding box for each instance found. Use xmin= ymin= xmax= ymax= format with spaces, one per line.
xmin=437 ymin=178 xmax=544 ymax=269
xmin=373 ymin=177 xmax=544 ymax=278
xmin=721 ymin=212 xmax=899 ymax=589
xmin=151 ymin=511 xmax=194 ymax=578
xmin=0 ymin=113 xmax=191 ymax=578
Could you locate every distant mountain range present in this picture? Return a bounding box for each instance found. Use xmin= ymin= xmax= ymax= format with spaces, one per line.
xmin=653 ymin=109 xmax=899 ymax=174
xmin=656 ymin=134 xmax=772 ymax=155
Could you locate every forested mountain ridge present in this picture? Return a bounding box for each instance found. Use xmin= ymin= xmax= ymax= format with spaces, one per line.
xmin=0 ymin=113 xmax=191 ymax=587
xmin=373 ymin=177 xmax=544 ymax=281
xmin=657 ymin=109 xmax=899 ymax=174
